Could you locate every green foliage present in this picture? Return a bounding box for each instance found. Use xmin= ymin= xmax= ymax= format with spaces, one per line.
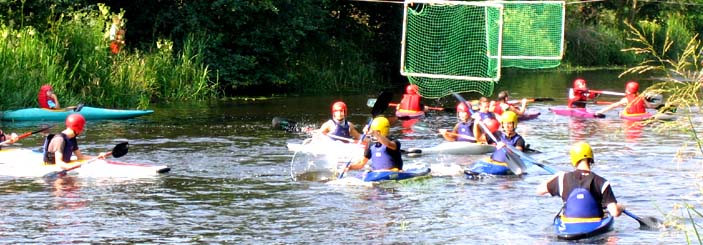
xmin=620 ymin=21 xmax=703 ymax=241
xmin=0 ymin=3 xmax=216 ymax=110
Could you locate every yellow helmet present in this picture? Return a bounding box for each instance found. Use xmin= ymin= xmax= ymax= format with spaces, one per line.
xmin=569 ymin=142 xmax=594 ymax=166
xmin=501 ymin=111 xmax=519 ymax=124
xmin=370 ymin=116 xmax=390 ymax=137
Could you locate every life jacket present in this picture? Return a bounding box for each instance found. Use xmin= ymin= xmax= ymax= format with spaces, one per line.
xmin=399 ymin=94 xmax=422 ymax=111
xmin=455 ymin=122 xmax=475 ymax=142
xmin=369 ymin=142 xmax=402 ymax=171
xmin=560 ymin=173 xmax=603 ymax=218
xmin=477 ymin=111 xmax=495 ymax=121
xmin=43 ymin=133 xmax=77 ymax=164
xmin=38 ymin=86 xmax=53 ymax=109
xmin=624 ymin=94 xmax=646 ymax=114
xmin=328 ymin=119 xmax=351 ymax=140
xmin=490 ymin=132 xmax=523 ymax=162
xmin=567 ymin=88 xmax=589 ymax=108
xmin=493 ymin=102 xmax=507 ymax=116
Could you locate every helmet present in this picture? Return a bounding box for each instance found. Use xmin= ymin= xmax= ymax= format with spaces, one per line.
xmin=456 ymin=102 xmax=470 ymax=113
xmin=625 ymin=81 xmax=639 ymax=94
xmin=41 ymin=84 xmax=53 ymax=92
xmin=573 ymin=78 xmax=587 ymax=91
xmin=331 ymin=101 xmax=347 ymax=116
xmin=405 ymin=84 xmax=419 ymax=95
xmin=501 ymin=111 xmax=519 ymax=124
xmin=370 ymin=116 xmax=390 ymax=137
xmin=570 ymin=142 xmax=594 ymax=166
xmin=484 ymin=118 xmax=500 ymax=133
xmin=66 ymin=113 xmax=86 ymax=135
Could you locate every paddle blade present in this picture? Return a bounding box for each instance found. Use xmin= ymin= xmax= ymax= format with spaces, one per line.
xmin=112 ymin=142 xmax=129 ymax=158
xmin=624 ymin=210 xmax=662 ymax=231
xmin=504 ymin=149 xmax=527 ymax=176
xmin=371 ymin=91 xmax=393 ymax=117
xmin=73 ymin=103 xmax=85 ymax=112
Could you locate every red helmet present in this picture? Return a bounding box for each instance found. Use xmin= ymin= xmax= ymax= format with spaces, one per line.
xmin=66 ymin=113 xmax=86 ymax=135
xmin=456 ymin=102 xmax=470 ymax=113
xmin=625 ymin=81 xmax=639 ymax=94
xmin=405 ymin=84 xmax=419 ymax=95
xmin=484 ymin=118 xmax=500 ymax=133
xmin=573 ymin=78 xmax=587 ymax=91
xmin=331 ymin=101 xmax=347 ymax=116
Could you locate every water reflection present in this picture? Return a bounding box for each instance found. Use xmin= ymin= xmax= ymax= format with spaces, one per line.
xmin=47 ymin=176 xmax=88 ymax=210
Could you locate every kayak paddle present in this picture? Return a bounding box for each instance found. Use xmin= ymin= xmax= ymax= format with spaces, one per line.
xmin=451 ymin=92 xmax=527 ymax=175
xmin=43 ymin=142 xmax=129 ymax=179
xmin=623 ymin=210 xmax=662 ymax=231
xmin=0 ymin=124 xmax=55 ymax=146
xmin=589 ymin=90 xmax=626 ymax=96
xmin=339 ymin=91 xmax=393 ymax=179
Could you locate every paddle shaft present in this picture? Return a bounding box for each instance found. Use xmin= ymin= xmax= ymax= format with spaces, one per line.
xmin=389 ymin=102 xmax=443 ymax=111
xmin=0 ymin=125 xmax=54 ymax=146
xmin=590 ymin=90 xmax=626 ymax=96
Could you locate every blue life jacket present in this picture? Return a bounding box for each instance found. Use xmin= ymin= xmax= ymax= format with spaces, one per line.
xmin=329 ymin=119 xmax=351 ymax=140
xmin=43 ymin=133 xmax=77 ymax=164
xmin=490 ymin=133 xmax=523 ymax=162
xmin=478 ymin=111 xmax=495 ymax=120
xmin=561 ymin=174 xmax=603 ymax=218
xmin=369 ymin=142 xmax=402 ymax=170
xmin=456 ymin=122 xmax=475 ymax=142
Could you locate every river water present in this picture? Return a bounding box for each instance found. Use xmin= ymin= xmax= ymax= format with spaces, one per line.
xmin=0 ymin=70 xmax=700 ymax=243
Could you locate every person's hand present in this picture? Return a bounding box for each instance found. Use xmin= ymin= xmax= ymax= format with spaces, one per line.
xmin=9 ymin=133 xmax=18 ymax=143
xmin=438 ymin=129 xmax=447 ymax=135
xmin=496 ymin=142 xmax=506 ymax=149
xmin=97 ymin=152 xmax=108 ymax=159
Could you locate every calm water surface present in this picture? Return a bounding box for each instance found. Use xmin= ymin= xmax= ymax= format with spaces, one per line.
xmin=0 ymin=70 xmax=700 ymax=243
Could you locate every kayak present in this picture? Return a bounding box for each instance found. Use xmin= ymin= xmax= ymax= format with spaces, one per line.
xmin=549 ymin=107 xmax=599 ymax=118
xmin=396 ymin=109 xmax=425 ymax=120
xmin=554 ymin=213 xmax=614 ymax=240
xmin=0 ymin=148 xmax=170 ymax=178
xmin=620 ymin=111 xmax=677 ymax=121
xmin=464 ymin=158 xmax=512 ymax=176
xmin=361 ymin=167 xmax=431 ymax=182
xmin=518 ymin=110 xmax=541 ymax=121
xmin=406 ymin=142 xmax=495 ymax=156
xmin=1 ymin=106 xmax=154 ymax=121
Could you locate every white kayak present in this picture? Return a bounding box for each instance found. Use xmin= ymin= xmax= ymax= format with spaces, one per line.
xmin=0 ymin=148 xmax=170 ymax=178
xmin=406 ymin=141 xmax=495 ymax=156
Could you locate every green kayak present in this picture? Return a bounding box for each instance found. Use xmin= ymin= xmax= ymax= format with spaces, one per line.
xmin=1 ymin=106 xmax=154 ymax=121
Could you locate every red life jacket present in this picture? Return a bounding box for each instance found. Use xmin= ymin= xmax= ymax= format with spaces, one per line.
xmin=399 ymin=94 xmax=421 ymax=111
xmin=625 ymin=94 xmax=646 ymax=114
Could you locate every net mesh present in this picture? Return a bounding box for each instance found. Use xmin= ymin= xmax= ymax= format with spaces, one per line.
xmin=401 ymin=1 xmax=503 ymax=98
xmin=500 ymin=1 xmax=565 ymax=69
xmin=401 ymin=1 xmax=565 ymax=98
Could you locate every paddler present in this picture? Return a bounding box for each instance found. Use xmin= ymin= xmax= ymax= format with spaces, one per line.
xmin=536 ymin=142 xmax=625 ymax=219
xmin=396 ymin=84 xmax=427 ymax=113
xmin=43 ymin=114 xmax=106 ymax=170
xmin=439 ymin=102 xmax=476 ymax=143
xmin=472 ymin=97 xmax=498 ymax=144
xmin=568 ymin=78 xmax=601 ymax=109
xmin=317 ymin=101 xmax=361 ymax=143
xmin=493 ymin=90 xmax=527 ymax=117
xmin=594 ymin=80 xmax=645 ymax=117
xmin=483 ymin=111 xmax=524 ymax=162
xmin=346 ymin=116 xmax=403 ymax=172
xmin=38 ymin=84 xmax=61 ymax=109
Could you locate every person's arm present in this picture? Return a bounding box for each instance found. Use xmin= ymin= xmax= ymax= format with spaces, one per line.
xmin=595 ymin=98 xmax=628 ymax=114
xmin=536 ymin=172 xmax=562 ymax=195
xmin=439 ymin=125 xmax=459 ymax=141
xmin=49 ymin=92 xmax=60 ymax=109
xmin=371 ymin=130 xmax=397 ymax=150
xmin=348 ymin=157 xmax=369 ymax=171
xmin=606 ymin=202 xmax=625 ymax=217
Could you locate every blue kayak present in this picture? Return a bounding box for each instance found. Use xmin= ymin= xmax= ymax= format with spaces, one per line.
xmin=1 ymin=106 xmax=154 ymax=121
xmin=362 ymin=167 xmax=431 ymax=182
xmin=554 ymin=213 xmax=614 ymax=240
xmin=464 ymin=158 xmax=512 ymax=177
